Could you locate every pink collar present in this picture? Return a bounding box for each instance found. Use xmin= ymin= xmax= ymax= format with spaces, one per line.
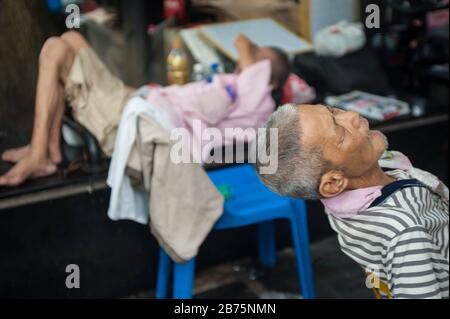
xmin=321 ymin=151 xmax=413 ymax=218
xmin=321 ymin=186 xmax=383 ymax=218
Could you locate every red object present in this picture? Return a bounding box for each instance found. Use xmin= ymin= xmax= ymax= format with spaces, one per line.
xmin=81 ymin=0 xmax=98 ymax=13
xmin=147 ymin=83 xmax=162 ymax=88
xmin=164 ymin=0 xmax=187 ymax=23
xmin=281 ymin=73 xmax=316 ymax=105
xmin=427 ymin=8 xmax=449 ymax=30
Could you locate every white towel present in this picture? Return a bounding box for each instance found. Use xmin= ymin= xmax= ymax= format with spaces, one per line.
xmin=107 ymin=96 xmax=174 ymax=224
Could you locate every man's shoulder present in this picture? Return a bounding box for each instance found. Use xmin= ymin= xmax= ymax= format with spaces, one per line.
xmin=329 ymin=203 xmax=422 ymax=241
xmin=328 ymin=180 xmax=448 ymax=240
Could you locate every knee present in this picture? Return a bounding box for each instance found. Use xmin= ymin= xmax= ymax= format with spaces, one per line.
xmin=61 ymin=31 xmax=82 ymax=43
xmin=39 ymin=36 xmax=72 ymax=65
xmin=61 ymin=31 xmax=89 ymax=52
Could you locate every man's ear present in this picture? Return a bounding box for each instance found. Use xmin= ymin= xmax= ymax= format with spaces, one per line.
xmin=318 ymin=170 xmax=348 ymax=198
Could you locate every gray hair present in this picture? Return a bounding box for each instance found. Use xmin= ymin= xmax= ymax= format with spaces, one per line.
xmin=255 ymin=104 xmax=332 ymax=200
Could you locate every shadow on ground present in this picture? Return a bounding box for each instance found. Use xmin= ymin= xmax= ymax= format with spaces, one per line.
xmin=126 ymin=235 xmax=374 ymax=299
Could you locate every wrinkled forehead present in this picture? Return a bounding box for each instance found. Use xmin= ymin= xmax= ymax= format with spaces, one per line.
xmin=297 ymin=104 xmax=334 ymax=147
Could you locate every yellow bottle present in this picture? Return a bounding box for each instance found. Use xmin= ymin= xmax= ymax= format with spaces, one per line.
xmin=167 ymin=35 xmax=189 ymax=85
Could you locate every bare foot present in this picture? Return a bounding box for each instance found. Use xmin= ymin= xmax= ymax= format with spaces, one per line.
xmin=0 ymin=153 xmax=57 ymax=187
xmin=2 ymin=141 xmax=61 ymax=166
xmin=1 ymin=145 xmax=30 ymax=163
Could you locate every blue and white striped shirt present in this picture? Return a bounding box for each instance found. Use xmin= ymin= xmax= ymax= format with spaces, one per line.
xmin=328 ymin=170 xmax=449 ymax=299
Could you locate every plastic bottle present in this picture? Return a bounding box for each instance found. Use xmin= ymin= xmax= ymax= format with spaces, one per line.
xmin=167 ymin=35 xmax=190 ymax=85
xmin=191 ymin=63 xmax=205 ymax=82
xmin=207 ymin=62 xmax=220 ymax=83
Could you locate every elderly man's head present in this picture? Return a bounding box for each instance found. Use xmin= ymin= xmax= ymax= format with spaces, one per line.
xmin=256 ymin=104 xmax=388 ymax=200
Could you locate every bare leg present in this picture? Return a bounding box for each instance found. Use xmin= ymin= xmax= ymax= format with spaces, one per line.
xmin=3 ymin=31 xmax=91 ymax=165
xmin=47 ymin=31 xmax=90 ymax=164
xmin=47 ymin=83 xmax=65 ymax=164
xmin=0 ymin=36 xmax=75 ymax=186
xmin=1 ymin=83 xmax=64 ymax=165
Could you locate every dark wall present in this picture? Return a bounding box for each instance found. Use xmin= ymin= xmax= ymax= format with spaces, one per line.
xmin=0 ymin=0 xmax=58 ymax=143
xmin=0 ymin=187 xmax=289 ymax=298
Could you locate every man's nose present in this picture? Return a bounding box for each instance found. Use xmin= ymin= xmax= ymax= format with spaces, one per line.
xmin=338 ymin=110 xmax=361 ymax=129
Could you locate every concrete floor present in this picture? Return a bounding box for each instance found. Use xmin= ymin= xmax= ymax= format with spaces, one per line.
xmin=126 ymin=235 xmax=374 ymax=299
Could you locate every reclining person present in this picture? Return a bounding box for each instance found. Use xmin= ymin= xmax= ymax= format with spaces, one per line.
xmin=256 ymin=103 xmax=449 ymax=299
xmin=0 ymin=31 xmax=289 ymax=186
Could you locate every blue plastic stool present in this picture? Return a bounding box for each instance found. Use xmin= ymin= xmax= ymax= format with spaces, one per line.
xmin=155 ymin=164 xmax=316 ymax=299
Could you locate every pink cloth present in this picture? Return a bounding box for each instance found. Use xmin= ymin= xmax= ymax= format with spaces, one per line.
xmin=321 ymin=186 xmax=383 ymax=218
xmin=321 ymin=151 xmax=449 ymax=218
xmin=320 ymin=151 xmax=410 ymax=218
xmin=320 ymin=151 xmax=409 ymax=218
xmin=146 ymin=60 xmax=275 ymax=163
xmin=321 ymin=151 xmax=412 ymax=218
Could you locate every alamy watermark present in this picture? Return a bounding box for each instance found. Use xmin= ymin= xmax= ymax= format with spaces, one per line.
xmin=365 ymin=264 xmax=381 ymax=290
xmin=167 ymin=120 xmax=279 ymax=174
xmin=65 ymin=264 xmax=80 ymax=289
xmin=365 ymin=4 xmax=380 ymax=29
xmin=65 ymin=4 xmax=80 ymax=29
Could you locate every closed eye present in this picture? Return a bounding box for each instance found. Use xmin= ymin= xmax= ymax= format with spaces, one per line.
xmin=327 ymin=106 xmax=345 ymax=145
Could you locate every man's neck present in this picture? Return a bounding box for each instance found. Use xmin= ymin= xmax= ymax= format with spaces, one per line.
xmin=347 ymin=164 xmax=396 ymax=190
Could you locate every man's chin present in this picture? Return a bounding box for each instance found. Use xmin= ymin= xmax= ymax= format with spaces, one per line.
xmin=370 ymin=130 xmax=389 ymax=151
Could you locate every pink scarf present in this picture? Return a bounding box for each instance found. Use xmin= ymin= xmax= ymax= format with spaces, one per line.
xmin=321 ymin=151 xmax=449 ymax=218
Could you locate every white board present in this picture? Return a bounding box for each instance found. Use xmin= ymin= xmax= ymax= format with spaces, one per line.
xmin=180 ymin=28 xmax=223 ymax=70
xmin=199 ymin=18 xmax=312 ymax=61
